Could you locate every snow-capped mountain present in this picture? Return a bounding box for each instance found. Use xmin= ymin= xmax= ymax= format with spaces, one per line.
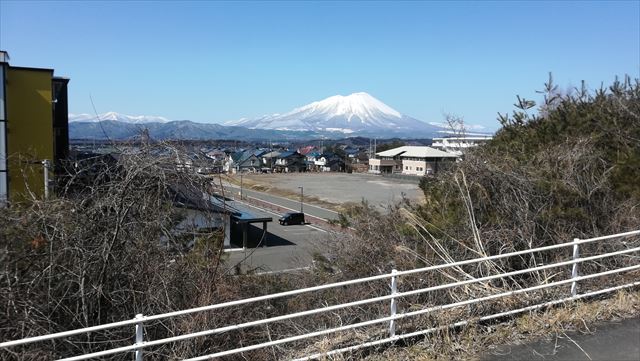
xmin=69 ymin=112 xmax=170 ymax=124
xmin=224 ymin=92 xmax=442 ymax=136
xmin=68 ymin=94 xmax=493 ymax=140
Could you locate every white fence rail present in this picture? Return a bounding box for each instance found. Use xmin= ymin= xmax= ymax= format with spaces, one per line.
xmin=2 ymin=230 xmax=639 ymax=360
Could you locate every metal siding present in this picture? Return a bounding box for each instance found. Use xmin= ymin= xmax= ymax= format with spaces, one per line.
xmin=6 ymin=67 xmax=53 ymax=199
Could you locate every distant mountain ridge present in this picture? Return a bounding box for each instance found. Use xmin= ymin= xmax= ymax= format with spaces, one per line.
xmin=69 ymin=119 xmax=318 ymax=141
xmin=69 ymin=93 xmax=492 ymax=140
xmin=69 ymin=112 xmax=170 ymax=124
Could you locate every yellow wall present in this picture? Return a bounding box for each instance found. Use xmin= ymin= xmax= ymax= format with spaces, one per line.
xmin=6 ymin=67 xmax=53 ymax=199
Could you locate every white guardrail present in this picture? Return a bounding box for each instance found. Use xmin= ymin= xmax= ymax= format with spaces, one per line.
xmin=2 ymin=230 xmax=639 ymax=360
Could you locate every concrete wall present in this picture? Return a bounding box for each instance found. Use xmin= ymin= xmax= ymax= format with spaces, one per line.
xmin=401 ymin=159 xmax=431 ymax=176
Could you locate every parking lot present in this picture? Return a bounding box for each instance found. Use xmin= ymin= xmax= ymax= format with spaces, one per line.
xmin=224 ymin=201 xmax=332 ymax=273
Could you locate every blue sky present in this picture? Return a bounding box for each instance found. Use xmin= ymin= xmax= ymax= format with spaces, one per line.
xmin=1 ymin=1 xmax=638 ymax=129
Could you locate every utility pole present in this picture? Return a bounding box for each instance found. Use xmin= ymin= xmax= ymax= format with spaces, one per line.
xmin=298 ymin=186 xmax=303 ymax=213
xmin=240 ymin=174 xmax=243 ymax=200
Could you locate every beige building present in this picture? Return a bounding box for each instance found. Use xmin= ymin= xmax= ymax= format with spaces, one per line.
xmin=369 ymin=146 xmax=457 ymax=176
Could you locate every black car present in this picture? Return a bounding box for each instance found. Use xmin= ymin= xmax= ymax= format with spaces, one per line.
xmin=279 ymin=212 xmax=305 ymax=225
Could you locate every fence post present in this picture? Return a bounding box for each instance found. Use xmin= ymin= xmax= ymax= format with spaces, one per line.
xmin=389 ymin=269 xmax=398 ymax=337
xmin=135 ymin=314 xmax=144 ymax=361
xmin=570 ymin=239 xmax=580 ymax=297
xmin=42 ymin=160 xmax=50 ymax=199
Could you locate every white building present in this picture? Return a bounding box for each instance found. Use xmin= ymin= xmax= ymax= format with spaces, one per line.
xmin=369 ymin=146 xmax=457 ymax=176
xmin=431 ymin=136 xmax=493 ymax=156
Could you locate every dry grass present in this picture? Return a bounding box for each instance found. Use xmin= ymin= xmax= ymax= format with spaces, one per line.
xmin=359 ymin=289 xmax=640 ymax=361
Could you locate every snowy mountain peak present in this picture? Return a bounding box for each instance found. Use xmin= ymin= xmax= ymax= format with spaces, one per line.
xmin=223 ymin=91 xmax=427 ymax=135
xmin=294 ymin=92 xmax=402 ymax=119
xmin=69 ymin=112 xmax=170 ymax=124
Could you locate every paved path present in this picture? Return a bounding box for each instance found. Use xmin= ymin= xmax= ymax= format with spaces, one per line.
xmin=484 ymin=318 xmax=640 ymax=360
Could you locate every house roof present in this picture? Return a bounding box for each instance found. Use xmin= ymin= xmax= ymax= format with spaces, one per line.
xmin=277 ymin=150 xmax=301 ymax=158
xmin=262 ymin=151 xmax=281 ymax=158
xmin=232 ymin=150 xmax=260 ymax=165
xmin=376 ymin=146 xmax=457 ymax=158
xmin=230 ymin=151 xmax=245 ymax=162
xmin=298 ymin=145 xmax=317 ymax=155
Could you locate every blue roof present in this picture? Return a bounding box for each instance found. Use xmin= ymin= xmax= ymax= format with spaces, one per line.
xmin=209 ymin=196 xmax=272 ymax=223
xmin=277 ymin=150 xmax=296 ymax=158
xmin=231 ymin=151 xmax=245 ymax=162
xmin=232 ymin=150 xmax=260 ymax=164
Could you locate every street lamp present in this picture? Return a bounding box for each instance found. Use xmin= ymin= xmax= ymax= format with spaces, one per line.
xmin=298 ymin=186 xmax=303 ymax=213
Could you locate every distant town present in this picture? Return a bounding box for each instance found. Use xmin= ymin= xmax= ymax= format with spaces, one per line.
xmin=70 ymin=134 xmax=492 ymax=178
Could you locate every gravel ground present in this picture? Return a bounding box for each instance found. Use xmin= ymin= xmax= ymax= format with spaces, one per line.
xmin=243 ymin=172 xmax=422 ymax=207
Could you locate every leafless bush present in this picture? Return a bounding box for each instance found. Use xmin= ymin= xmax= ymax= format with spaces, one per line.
xmin=0 ymin=142 xmax=273 ymax=359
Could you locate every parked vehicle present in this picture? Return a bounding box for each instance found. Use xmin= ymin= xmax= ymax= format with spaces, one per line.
xmin=279 ymin=212 xmax=305 ymax=225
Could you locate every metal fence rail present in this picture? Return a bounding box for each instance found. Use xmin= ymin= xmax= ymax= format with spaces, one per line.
xmin=2 ymin=230 xmax=639 ymax=360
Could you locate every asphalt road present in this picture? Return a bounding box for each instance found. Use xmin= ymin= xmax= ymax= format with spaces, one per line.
xmin=484 ymin=317 xmax=640 ymax=360
xmin=224 ymin=184 xmax=341 ymax=221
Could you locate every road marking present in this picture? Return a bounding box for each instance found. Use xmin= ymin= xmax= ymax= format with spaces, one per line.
xmin=235 ymin=198 xmax=328 ymax=233
xmin=226 ymin=184 xmax=340 ymax=215
xmin=239 ymin=201 xmax=284 ymax=217
xmin=305 ymin=224 xmax=328 ymax=233
xmin=223 ymin=247 xmax=245 ymax=253
xmin=244 ymin=195 xmax=335 ymax=224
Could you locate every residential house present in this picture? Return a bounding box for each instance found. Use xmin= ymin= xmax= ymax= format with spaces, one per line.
xmin=314 ymin=152 xmax=345 ymax=172
xmin=227 ymin=150 xmax=264 ymax=173
xmin=261 ymin=150 xmax=281 ymax=172
xmin=201 ymin=149 xmax=226 ymax=174
xmin=274 ymin=151 xmax=306 ymax=173
xmin=305 ymin=151 xmax=321 ymax=171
